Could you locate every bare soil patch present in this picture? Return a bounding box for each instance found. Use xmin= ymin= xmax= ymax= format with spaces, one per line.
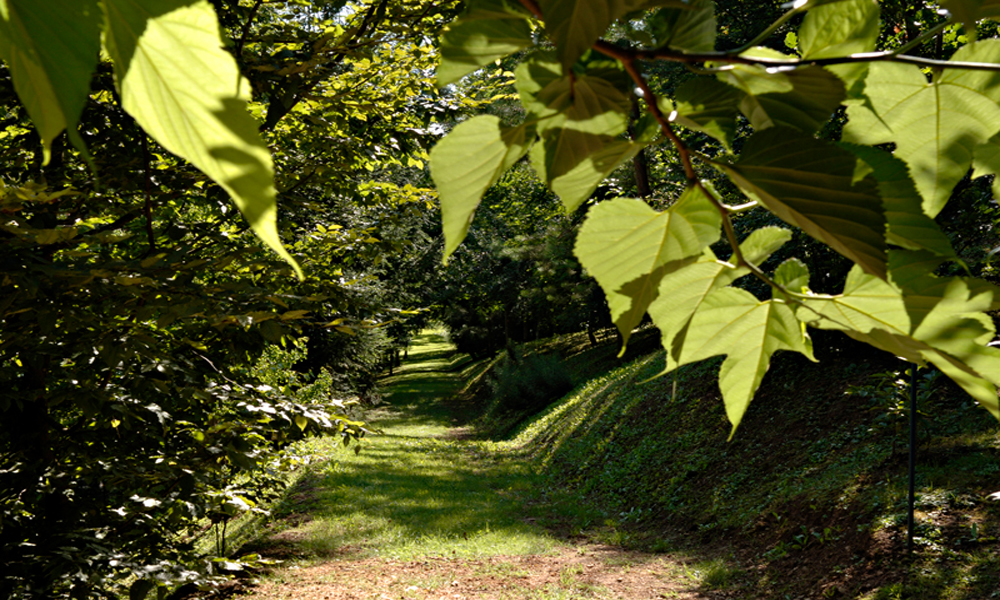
xmin=243 ymin=544 xmax=706 ymax=600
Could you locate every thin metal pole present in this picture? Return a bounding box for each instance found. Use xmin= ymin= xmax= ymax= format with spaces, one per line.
xmin=907 ymin=363 xmax=918 ymax=551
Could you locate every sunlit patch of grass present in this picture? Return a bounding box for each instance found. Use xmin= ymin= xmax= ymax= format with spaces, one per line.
xmin=246 ymin=329 xmax=563 ymax=561
xmin=471 ymin=560 xmax=531 ymax=578
xmin=500 ymin=581 xmax=606 ymax=600
xmin=265 ymin=433 xmax=560 ymax=560
xmin=685 ymin=557 xmax=742 ymax=590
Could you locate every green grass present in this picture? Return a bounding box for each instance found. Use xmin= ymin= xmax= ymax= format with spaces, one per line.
xmin=485 ymin=340 xmax=1000 ymax=599
xmin=685 ymin=557 xmax=742 ymax=589
xmin=239 ymin=328 xmax=1000 ymax=600
xmin=250 ymin=329 xmax=562 ymax=562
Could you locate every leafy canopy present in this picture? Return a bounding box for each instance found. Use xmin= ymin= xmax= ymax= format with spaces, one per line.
xmin=430 ymin=0 xmax=1000 ymax=437
xmin=0 ymin=0 xmax=455 ymax=598
xmin=0 ymin=0 xmax=297 ymax=274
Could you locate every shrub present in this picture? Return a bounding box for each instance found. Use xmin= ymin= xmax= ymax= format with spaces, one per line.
xmin=450 ymin=325 xmax=500 ymax=359
xmin=490 ymin=346 xmax=575 ymax=413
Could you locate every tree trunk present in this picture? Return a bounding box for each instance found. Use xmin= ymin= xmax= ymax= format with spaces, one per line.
xmin=629 ymin=96 xmax=652 ymax=198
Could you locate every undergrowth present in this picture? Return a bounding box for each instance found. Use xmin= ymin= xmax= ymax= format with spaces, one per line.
xmin=488 ymin=345 xmax=574 ymax=413
xmin=481 ymin=334 xmax=1000 ymax=599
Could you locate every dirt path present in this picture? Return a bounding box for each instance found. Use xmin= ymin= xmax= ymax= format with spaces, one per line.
xmin=239 ymin=331 xmax=706 ymax=600
xmin=244 ymin=545 xmax=703 ymax=600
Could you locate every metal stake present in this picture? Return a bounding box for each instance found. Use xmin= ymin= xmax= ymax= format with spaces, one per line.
xmin=907 ymin=363 xmax=918 ymax=551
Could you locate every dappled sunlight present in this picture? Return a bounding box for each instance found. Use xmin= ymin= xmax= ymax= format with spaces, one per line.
xmin=492 ymin=353 xmax=663 ymax=470
xmin=257 ymin=330 xmax=563 ymax=562
xmin=248 ymin=327 xmax=1000 ymax=600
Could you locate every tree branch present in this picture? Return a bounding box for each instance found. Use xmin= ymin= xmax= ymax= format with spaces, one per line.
xmin=235 ymin=0 xmax=264 ymax=59
xmin=595 ymin=40 xmax=1000 ymax=72
xmin=260 ymin=0 xmax=391 ymax=131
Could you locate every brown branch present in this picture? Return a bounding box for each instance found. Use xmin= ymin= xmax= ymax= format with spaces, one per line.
xmin=261 ymin=0 xmax=391 ymax=131
xmin=516 ymin=0 xmax=543 ymax=19
xmin=627 ymin=97 xmax=651 ymax=198
xmin=595 ymin=39 xmax=1000 ymax=72
xmin=595 ymin=44 xmax=695 ymax=184
xmin=235 ymin=0 xmax=264 ymax=59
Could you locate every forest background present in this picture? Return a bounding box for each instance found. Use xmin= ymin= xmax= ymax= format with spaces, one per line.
xmin=1 ymin=0 xmax=999 ymax=598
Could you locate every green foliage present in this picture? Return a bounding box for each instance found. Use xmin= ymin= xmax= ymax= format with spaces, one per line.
xmin=0 ymin=181 xmax=367 ymax=599
xmin=0 ymin=0 xmax=458 ymax=597
xmin=489 ymin=345 xmax=575 ymax=412
xmin=0 ymin=0 xmax=295 ymax=272
xmin=430 ymin=0 xmax=1000 ymax=435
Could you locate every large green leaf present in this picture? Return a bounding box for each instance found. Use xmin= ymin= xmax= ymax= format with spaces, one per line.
xmin=437 ymin=0 xmax=533 ymax=86
xmin=649 ymin=226 xmax=792 ymax=370
xmin=844 ymin=40 xmax=1000 ymax=216
xmin=516 ymin=55 xmax=635 ymax=211
xmin=671 ymin=288 xmax=815 ymax=437
xmin=538 ymin=0 xmax=688 ymax=71
xmin=673 ymin=77 xmax=742 ymax=150
xmin=973 ymin=132 xmax=1000 ymax=200
xmin=430 ymin=115 xmax=532 ymax=260
xmin=521 ymin=66 xmax=631 ymax=136
xmin=647 ymin=0 xmax=716 ymax=53
xmin=718 ymin=128 xmax=888 ymax=279
xmin=802 ymin=263 xmax=1000 ymax=419
xmin=719 ymin=53 xmax=845 ymax=133
xmin=798 ymin=0 xmax=879 ymax=93
xmin=841 ymin=144 xmax=956 ymax=258
xmin=545 ymin=139 xmax=648 ymax=213
xmin=0 ymin=0 xmax=101 ymax=161
xmin=575 ymin=186 xmax=722 ymax=346
xmin=102 ymin=0 xmax=299 ymax=276
xmin=799 ymin=0 xmax=879 ymax=57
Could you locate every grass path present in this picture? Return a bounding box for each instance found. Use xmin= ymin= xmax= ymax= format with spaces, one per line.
xmin=241 ymin=330 xmax=701 ymax=600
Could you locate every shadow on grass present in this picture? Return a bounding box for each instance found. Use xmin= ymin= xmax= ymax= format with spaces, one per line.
xmin=243 ymin=329 xmax=560 ymax=561
xmin=260 ymin=438 xmax=553 ymax=560
xmin=493 ymin=339 xmax=1000 ymax=600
